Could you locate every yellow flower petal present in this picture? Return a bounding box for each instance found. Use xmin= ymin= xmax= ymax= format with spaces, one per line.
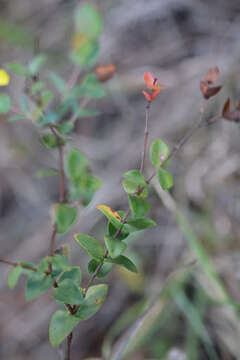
xmin=0 ymin=69 xmax=10 ymax=86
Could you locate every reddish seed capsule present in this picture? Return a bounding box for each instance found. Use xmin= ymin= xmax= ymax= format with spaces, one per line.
xmin=95 ymin=64 xmax=116 ymax=82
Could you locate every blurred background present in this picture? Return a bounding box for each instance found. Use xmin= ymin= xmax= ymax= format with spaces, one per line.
xmin=1 ymin=0 xmax=240 ymax=359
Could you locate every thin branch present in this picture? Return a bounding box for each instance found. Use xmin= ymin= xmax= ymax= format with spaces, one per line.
xmin=66 ymin=333 xmax=73 ymax=360
xmin=140 ymin=102 xmax=151 ymax=173
xmin=49 ymin=125 xmax=65 ymax=203
xmin=49 ymin=224 xmax=58 ymax=257
xmin=58 ymin=143 xmax=65 ymax=204
xmin=146 ymin=113 xmax=208 ymax=184
xmin=65 ymin=67 xmax=81 ymax=95
xmin=47 ymin=126 xmax=66 ymax=260
xmin=84 ymin=259 xmax=105 ymax=297
xmin=0 ymin=257 xmax=17 ymax=267
xmin=0 ymin=257 xmax=37 ymax=271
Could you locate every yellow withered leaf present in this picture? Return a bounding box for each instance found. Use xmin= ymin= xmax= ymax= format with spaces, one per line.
xmin=0 ymin=69 xmax=10 ymax=86
xmin=96 ymin=204 xmax=121 ymax=221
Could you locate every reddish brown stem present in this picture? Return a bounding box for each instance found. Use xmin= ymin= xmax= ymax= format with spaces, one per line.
xmin=66 ymin=332 xmax=73 ymax=360
xmin=58 ymin=143 xmax=65 ymax=204
xmin=140 ymin=102 xmax=150 ymax=173
xmin=0 ymin=257 xmax=37 ymax=271
xmin=49 ymin=224 xmax=57 ymax=257
xmin=0 ymin=257 xmax=17 ymax=267
xmin=146 ymin=113 xmax=206 ymax=184
xmin=49 ymin=126 xmax=65 ymax=203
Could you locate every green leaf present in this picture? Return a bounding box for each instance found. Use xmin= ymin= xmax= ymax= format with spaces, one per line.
xmin=0 ymin=94 xmax=11 ymax=114
xmin=150 ymin=139 xmax=170 ymax=168
xmin=139 ymin=187 xmax=148 ymax=198
xmin=55 ymin=204 xmax=77 ymax=234
xmin=38 ymin=257 xmax=49 ymax=273
xmin=49 ymin=72 xmax=65 ymax=92
xmin=7 ymin=265 xmax=23 ymax=289
xmin=49 ymin=310 xmax=79 ymax=348
xmin=57 ymin=122 xmax=74 ymax=134
xmin=25 ymin=272 xmax=54 ymax=301
xmin=71 ymin=38 xmax=99 ymax=68
xmin=104 ymin=235 xmax=126 ymax=258
xmin=28 ymin=54 xmax=47 ymax=75
xmin=68 ymin=172 xmax=101 ymax=205
xmin=125 ymin=217 xmax=157 ymax=232
xmin=106 ymin=255 xmax=138 ymax=273
xmin=128 ymin=195 xmax=150 ymax=217
xmin=122 ymin=180 xmax=148 ymax=198
xmin=108 ymin=221 xmax=129 ymax=241
xmin=47 ymin=254 xmax=71 ymax=276
xmin=43 ymin=111 xmax=58 ymax=125
xmin=8 ymin=62 xmax=29 ymax=76
xmin=76 ymin=284 xmax=108 ymax=320
xmin=53 ymin=279 xmax=83 ymax=305
xmin=74 ymin=233 xmax=104 ymax=260
xmin=87 ymin=174 xmax=102 ymax=191
xmin=41 ymin=90 xmax=53 ymax=107
xmin=69 ymin=73 xmax=105 ymax=99
xmin=74 ymin=4 xmax=102 ymax=39
xmin=157 ymin=167 xmax=174 ymax=190
xmin=122 ymin=179 xmax=138 ymax=195
xmin=41 ymin=134 xmax=58 ymax=149
xmin=88 ymin=259 xmax=112 ymax=278
xmin=123 ymin=170 xmax=146 ymax=187
xmin=36 ymin=168 xmax=59 ymax=178
xmin=66 ymin=148 xmax=88 ymax=180
xmin=58 ymin=267 xmax=82 ymax=286
xmin=7 ymin=115 xmax=25 ymax=122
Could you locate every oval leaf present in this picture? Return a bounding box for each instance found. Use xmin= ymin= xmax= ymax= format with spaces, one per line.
xmin=125 ymin=217 xmax=157 ymax=232
xmin=74 ymin=4 xmax=102 ymax=39
xmin=108 ymin=221 xmax=129 ymax=241
xmin=123 ymin=170 xmax=146 ymax=187
xmin=106 ymin=255 xmax=138 ymax=273
xmin=41 ymin=134 xmax=58 ymax=149
xmin=28 ymin=54 xmax=47 ymax=75
xmin=88 ymin=259 xmax=112 ymax=278
xmin=104 ymin=235 xmax=126 ymax=259
xmin=157 ymin=167 xmax=174 ymax=190
xmin=58 ymin=267 xmax=82 ymax=285
xmin=150 ymin=139 xmax=170 ymax=168
xmin=49 ymin=310 xmax=79 ymax=348
xmin=74 ymin=233 xmax=104 ymax=259
xmin=52 ymin=279 xmax=83 ymax=305
xmin=25 ymin=272 xmax=54 ymax=301
xmin=76 ymin=284 xmax=108 ymax=320
xmin=67 ymin=148 xmax=88 ymax=180
xmin=128 ymin=195 xmax=150 ymax=217
xmin=55 ymin=204 xmax=77 ymax=234
xmin=8 ymin=265 xmax=23 ymax=289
